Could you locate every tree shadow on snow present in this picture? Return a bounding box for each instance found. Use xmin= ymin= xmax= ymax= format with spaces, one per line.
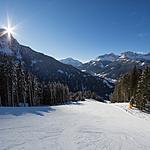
xmin=0 ymin=106 xmax=56 ymax=116
xmin=65 ymin=101 xmax=84 ymax=105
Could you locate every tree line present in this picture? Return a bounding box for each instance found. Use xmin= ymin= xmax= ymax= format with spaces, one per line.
xmin=0 ymin=54 xmax=102 ymax=107
xmin=111 ymin=66 xmax=150 ymax=111
xmin=0 ymin=54 xmax=70 ymax=106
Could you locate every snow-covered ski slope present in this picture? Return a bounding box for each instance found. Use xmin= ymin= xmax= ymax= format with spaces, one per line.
xmin=0 ymin=100 xmax=150 ymax=150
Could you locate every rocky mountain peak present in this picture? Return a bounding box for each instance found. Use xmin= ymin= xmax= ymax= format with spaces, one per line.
xmin=60 ymin=57 xmax=82 ymax=67
xmin=120 ymin=51 xmax=150 ymax=61
xmin=0 ymin=28 xmax=21 ymax=58
xmin=95 ymin=53 xmax=119 ymax=62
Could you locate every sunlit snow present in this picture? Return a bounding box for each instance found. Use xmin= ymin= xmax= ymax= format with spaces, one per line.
xmin=0 ymin=100 xmax=150 ymax=150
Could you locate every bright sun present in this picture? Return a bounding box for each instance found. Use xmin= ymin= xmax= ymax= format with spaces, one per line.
xmin=2 ymin=17 xmax=16 ymax=40
xmin=4 ymin=26 xmax=15 ymax=39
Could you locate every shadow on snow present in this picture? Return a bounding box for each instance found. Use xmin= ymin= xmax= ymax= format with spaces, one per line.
xmin=65 ymin=101 xmax=85 ymax=105
xmin=0 ymin=106 xmax=56 ymax=116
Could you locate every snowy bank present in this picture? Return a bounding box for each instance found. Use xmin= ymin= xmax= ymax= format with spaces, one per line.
xmin=112 ymin=103 xmax=150 ymax=120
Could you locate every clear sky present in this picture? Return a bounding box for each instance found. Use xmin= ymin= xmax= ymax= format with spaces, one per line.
xmin=0 ymin=0 xmax=150 ymax=62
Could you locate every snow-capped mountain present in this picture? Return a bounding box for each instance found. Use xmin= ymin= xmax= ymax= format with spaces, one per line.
xmin=0 ymin=28 xmax=113 ymax=98
xmin=60 ymin=57 xmax=82 ymax=67
xmin=119 ymin=51 xmax=150 ymax=61
xmin=78 ymin=51 xmax=150 ymax=79
xmin=95 ymin=53 xmax=119 ymax=62
xmin=0 ymin=28 xmax=22 ymax=58
xmin=77 ymin=53 xmax=119 ymax=76
xmin=0 ymin=29 xmax=13 ymax=55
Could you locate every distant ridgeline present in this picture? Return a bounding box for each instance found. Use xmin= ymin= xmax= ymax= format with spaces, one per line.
xmin=111 ymin=66 xmax=150 ymax=111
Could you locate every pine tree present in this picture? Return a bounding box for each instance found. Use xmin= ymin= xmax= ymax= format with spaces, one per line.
xmin=17 ymin=61 xmax=27 ymax=106
xmin=129 ymin=66 xmax=141 ymax=98
xmin=136 ymin=67 xmax=150 ymax=111
xmin=111 ymin=79 xmax=122 ymax=103
xmin=111 ymin=67 xmax=142 ymax=104
xmin=143 ymin=67 xmax=150 ymax=111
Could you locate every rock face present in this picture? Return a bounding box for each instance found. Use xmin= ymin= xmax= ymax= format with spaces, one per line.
xmin=0 ymin=29 xmax=113 ymax=98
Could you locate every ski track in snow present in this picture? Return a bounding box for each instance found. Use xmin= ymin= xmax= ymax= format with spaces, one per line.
xmin=0 ymin=100 xmax=150 ymax=150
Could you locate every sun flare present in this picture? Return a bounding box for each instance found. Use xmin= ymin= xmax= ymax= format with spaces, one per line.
xmin=1 ymin=17 xmax=16 ymax=40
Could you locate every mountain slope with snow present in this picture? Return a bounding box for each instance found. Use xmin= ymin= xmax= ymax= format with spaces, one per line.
xmin=60 ymin=57 xmax=82 ymax=67
xmin=120 ymin=51 xmax=150 ymax=61
xmin=0 ymin=100 xmax=150 ymax=150
xmin=95 ymin=53 xmax=119 ymax=62
xmin=78 ymin=51 xmax=150 ymax=79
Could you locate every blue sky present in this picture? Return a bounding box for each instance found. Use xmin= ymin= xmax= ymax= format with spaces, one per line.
xmin=0 ymin=0 xmax=150 ymax=62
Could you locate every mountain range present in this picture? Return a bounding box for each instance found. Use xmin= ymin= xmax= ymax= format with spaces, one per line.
xmin=1 ymin=27 xmax=149 ymax=99
xmin=0 ymin=28 xmax=113 ymax=99
xmin=60 ymin=52 xmax=150 ymax=80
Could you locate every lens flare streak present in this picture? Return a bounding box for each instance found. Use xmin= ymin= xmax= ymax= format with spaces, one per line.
xmin=0 ymin=17 xmax=16 ymax=40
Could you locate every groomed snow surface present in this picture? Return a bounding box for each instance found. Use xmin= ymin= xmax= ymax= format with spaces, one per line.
xmin=0 ymin=100 xmax=150 ymax=150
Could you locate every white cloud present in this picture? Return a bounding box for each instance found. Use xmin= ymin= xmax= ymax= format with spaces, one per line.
xmin=137 ymin=33 xmax=149 ymax=38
